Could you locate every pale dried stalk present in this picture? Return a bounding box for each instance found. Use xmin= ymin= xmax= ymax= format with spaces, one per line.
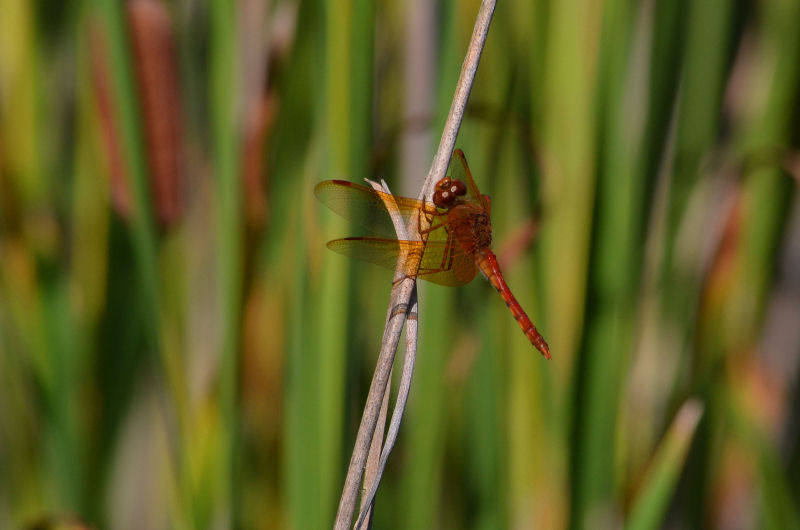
xmin=355 ymin=291 xmax=418 ymax=529
xmin=360 ymin=362 xmax=392 ymax=527
xmin=333 ymin=1 xmax=496 ymax=528
xmin=358 ymin=179 xmax=411 ymax=529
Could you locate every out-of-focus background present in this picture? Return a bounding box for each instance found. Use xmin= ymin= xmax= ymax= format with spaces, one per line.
xmin=1 ymin=0 xmax=799 ymax=528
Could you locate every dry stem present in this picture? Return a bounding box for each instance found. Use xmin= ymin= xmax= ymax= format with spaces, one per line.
xmin=333 ymin=2 xmax=497 ymax=528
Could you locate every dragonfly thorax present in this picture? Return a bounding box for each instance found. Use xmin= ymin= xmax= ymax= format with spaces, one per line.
xmin=450 ymin=206 xmax=492 ymax=253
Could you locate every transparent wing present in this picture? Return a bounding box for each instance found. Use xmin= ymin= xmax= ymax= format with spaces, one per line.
xmin=326 ymin=237 xmax=477 ymax=286
xmin=449 ymin=149 xmax=490 ymax=213
xmin=314 ymin=180 xmax=448 ymax=241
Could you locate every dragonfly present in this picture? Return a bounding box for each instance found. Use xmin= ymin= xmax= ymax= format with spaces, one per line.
xmin=314 ymin=149 xmax=550 ymax=359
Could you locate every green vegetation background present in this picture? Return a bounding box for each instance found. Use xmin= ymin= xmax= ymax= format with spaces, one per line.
xmin=1 ymin=0 xmax=799 ymax=528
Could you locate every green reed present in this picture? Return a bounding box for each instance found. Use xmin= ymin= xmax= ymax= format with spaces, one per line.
xmin=0 ymin=0 xmax=798 ymax=528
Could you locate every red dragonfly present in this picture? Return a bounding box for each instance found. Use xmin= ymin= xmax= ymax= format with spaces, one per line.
xmin=314 ymin=149 xmax=550 ymax=359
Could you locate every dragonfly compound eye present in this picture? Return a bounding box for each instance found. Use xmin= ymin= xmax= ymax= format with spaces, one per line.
xmin=433 ymin=188 xmax=455 ymax=208
xmin=434 ymin=177 xmax=458 ymax=208
xmin=450 ymin=180 xmax=467 ymax=197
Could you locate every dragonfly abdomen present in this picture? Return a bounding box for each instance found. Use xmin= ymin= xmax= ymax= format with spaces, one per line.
xmin=475 ymin=249 xmax=551 ymax=359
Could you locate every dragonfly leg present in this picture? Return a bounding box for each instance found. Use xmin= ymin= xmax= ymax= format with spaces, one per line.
xmin=390 ymin=226 xmax=455 ymax=285
xmin=418 ymin=220 xmax=447 ymax=236
xmin=389 ymin=244 xmax=426 ymax=286
xmin=391 ymin=263 xmax=448 ymax=285
xmin=436 ymin=229 xmax=455 ymax=272
xmin=416 ymin=204 xmax=440 ymax=232
xmin=416 ymin=232 xmax=457 ymax=279
xmin=391 ymin=274 xmax=421 ymax=287
xmin=445 ymin=232 xmax=456 ymax=271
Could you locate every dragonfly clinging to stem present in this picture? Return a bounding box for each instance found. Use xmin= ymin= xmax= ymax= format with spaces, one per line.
xmin=314 ymin=149 xmax=550 ymax=359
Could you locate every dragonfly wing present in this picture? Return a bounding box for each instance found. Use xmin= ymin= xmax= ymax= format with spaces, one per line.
xmin=416 ymin=247 xmax=476 ymax=286
xmin=326 ymin=237 xmax=411 ymax=271
xmin=449 ymin=149 xmax=490 ymax=213
xmin=315 ymin=180 xmax=442 ymax=239
xmin=326 ymin=237 xmax=477 ymax=286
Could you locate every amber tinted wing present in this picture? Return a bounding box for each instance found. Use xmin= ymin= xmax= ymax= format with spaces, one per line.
xmin=326 ymin=237 xmax=477 ymax=286
xmin=449 ymin=149 xmax=490 ymax=213
xmin=314 ymin=180 xmax=448 ymax=241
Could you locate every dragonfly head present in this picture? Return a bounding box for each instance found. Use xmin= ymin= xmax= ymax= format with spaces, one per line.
xmin=433 ymin=177 xmax=467 ymax=208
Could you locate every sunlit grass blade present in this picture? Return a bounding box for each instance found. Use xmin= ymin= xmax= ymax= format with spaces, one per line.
xmin=91 ymin=0 xmax=161 ymax=346
xmin=570 ymin=0 xmax=639 ymax=524
xmin=627 ymin=399 xmax=703 ymax=530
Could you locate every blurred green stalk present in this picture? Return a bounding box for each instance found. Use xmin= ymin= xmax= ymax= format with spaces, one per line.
xmin=209 ymin=0 xmax=242 ymax=526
